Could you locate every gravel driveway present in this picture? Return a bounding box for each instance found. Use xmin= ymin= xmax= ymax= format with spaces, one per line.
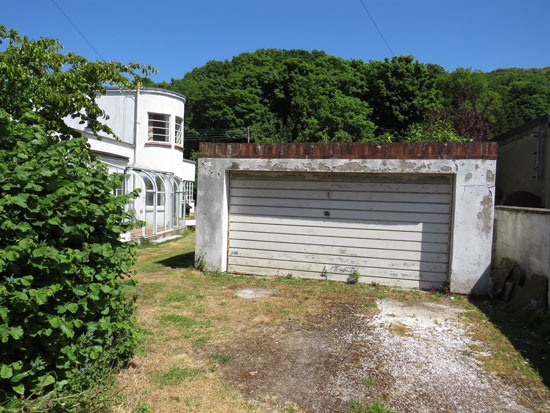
xmin=214 ymin=298 xmax=549 ymax=412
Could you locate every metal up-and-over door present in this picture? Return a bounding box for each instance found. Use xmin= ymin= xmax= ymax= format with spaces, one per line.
xmin=227 ymin=172 xmax=452 ymax=289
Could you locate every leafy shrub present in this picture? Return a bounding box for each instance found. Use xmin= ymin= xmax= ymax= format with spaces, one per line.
xmin=0 ymin=26 xmax=152 ymax=410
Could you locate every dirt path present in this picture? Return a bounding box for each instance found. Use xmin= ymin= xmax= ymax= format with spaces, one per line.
xmin=213 ymin=299 xmax=548 ymax=412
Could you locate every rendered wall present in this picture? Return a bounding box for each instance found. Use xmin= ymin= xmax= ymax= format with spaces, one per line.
xmin=493 ymin=206 xmax=550 ymax=304
xmin=65 ymin=88 xmax=195 ymax=183
xmin=196 ymin=143 xmax=497 ymax=294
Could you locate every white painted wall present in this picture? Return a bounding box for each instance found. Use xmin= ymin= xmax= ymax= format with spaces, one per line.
xmin=196 ymin=157 xmax=496 ymax=294
xmin=65 ymin=88 xmax=195 ymax=183
xmin=493 ymin=206 xmax=550 ymax=304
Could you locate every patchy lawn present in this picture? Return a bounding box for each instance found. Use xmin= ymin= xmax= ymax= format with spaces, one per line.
xmin=113 ymin=232 xmax=550 ymax=413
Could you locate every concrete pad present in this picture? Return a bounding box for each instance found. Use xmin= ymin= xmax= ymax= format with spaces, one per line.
xmin=236 ymin=288 xmax=274 ymax=299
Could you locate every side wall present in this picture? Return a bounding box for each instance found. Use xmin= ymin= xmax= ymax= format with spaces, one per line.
xmin=496 ymin=124 xmax=549 ymax=207
xmin=196 ymin=157 xmax=496 ymax=294
xmin=493 ymin=206 xmax=550 ymax=304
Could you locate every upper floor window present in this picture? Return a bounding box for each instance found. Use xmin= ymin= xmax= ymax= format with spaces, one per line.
xmin=175 ymin=116 xmax=183 ymax=145
xmin=148 ymin=113 xmax=169 ymax=142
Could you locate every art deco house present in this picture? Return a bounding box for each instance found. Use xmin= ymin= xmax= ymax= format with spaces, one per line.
xmin=65 ymin=87 xmax=196 ymax=240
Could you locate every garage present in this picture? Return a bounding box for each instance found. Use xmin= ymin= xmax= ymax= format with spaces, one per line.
xmin=228 ymin=172 xmax=452 ymax=289
xmin=196 ymin=142 xmax=497 ymax=294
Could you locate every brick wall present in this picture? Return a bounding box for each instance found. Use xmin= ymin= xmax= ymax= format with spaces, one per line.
xmin=199 ymin=142 xmax=498 ymax=160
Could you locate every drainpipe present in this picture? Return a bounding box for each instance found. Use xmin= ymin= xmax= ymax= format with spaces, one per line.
xmin=133 ymin=82 xmax=141 ymax=165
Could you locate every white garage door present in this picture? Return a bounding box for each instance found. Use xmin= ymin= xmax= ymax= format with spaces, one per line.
xmin=228 ymin=172 xmax=452 ymax=289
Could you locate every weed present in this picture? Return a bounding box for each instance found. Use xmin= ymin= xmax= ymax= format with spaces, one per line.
xmin=364 ymin=301 xmax=378 ymax=309
xmin=133 ymin=402 xmax=152 ymax=413
xmin=370 ymin=281 xmax=379 ymax=287
xmin=375 ymin=292 xmax=387 ymax=300
xmin=219 ymin=301 xmax=228 ymax=306
xmin=348 ymin=269 xmax=360 ymax=284
xmin=388 ymin=322 xmax=413 ymax=337
xmin=195 ymin=254 xmax=205 ymax=271
xmin=362 ymin=378 xmax=375 ymax=388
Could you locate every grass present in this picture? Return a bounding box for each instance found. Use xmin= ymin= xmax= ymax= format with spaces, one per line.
xmin=347 ymin=400 xmax=396 ymax=413
xmin=387 ymin=322 xmax=413 ymax=337
xmin=155 ymin=365 xmax=205 ymax=386
xmin=113 ymin=232 xmax=550 ymax=412
xmin=466 ymin=297 xmax=550 ymax=387
xmin=211 ymin=352 xmax=233 ymax=365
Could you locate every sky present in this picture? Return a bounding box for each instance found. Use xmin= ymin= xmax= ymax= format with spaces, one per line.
xmin=3 ymin=0 xmax=550 ymax=83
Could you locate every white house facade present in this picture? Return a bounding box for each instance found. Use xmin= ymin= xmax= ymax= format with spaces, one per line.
xmin=65 ymin=87 xmax=196 ymax=240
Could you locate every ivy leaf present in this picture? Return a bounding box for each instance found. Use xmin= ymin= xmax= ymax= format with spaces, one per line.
xmin=40 ymin=375 xmax=55 ymax=387
xmin=10 ymin=326 xmax=24 ymax=340
xmin=49 ymin=316 xmax=62 ymax=328
xmin=5 ymin=250 xmax=18 ymax=261
xmin=1 ymin=364 xmax=13 ymax=379
xmin=60 ymin=321 xmax=74 ymax=338
xmin=0 ymin=306 xmax=8 ymax=321
xmin=0 ymin=325 xmax=11 ymax=343
xmin=12 ymin=383 xmax=24 ymax=395
xmin=35 ymin=289 xmax=48 ymax=305
xmin=66 ymin=303 xmax=78 ymax=314
xmin=73 ymin=285 xmax=87 ymax=296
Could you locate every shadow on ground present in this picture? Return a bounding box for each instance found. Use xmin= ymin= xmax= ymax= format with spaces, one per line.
xmin=469 ymin=296 xmax=550 ymax=387
xmin=155 ymin=252 xmax=195 ymax=269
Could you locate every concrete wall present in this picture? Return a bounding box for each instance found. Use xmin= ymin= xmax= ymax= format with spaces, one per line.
xmin=493 ymin=206 xmax=550 ymax=304
xmin=196 ymin=153 xmax=497 ymax=294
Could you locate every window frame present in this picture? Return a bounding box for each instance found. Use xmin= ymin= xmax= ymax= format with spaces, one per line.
xmin=174 ymin=116 xmax=183 ymax=146
xmin=147 ymin=112 xmax=170 ymax=142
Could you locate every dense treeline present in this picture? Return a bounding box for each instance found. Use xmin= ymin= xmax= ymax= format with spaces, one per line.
xmin=156 ymin=49 xmax=550 ymax=156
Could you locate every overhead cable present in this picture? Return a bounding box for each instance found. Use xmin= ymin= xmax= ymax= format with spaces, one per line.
xmin=358 ymin=0 xmax=395 ymax=57
xmin=49 ymin=0 xmax=105 ymax=61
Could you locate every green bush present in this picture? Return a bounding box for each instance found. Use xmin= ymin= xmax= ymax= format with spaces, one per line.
xmin=0 ymin=27 xmax=152 ymax=410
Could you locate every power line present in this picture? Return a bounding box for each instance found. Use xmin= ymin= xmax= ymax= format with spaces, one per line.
xmin=358 ymin=0 xmax=395 ymax=57
xmin=49 ymin=0 xmax=105 ymax=61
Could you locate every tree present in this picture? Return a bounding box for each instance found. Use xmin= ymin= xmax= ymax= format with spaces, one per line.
xmin=486 ymin=68 xmax=550 ymax=134
xmin=432 ymin=68 xmax=499 ymax=140
xmin=0 ymin=27 xmax=152 ymax=409
xmin=160 ymin=49 xmax=376 ymax=152
xmin=360 ymin=55 xmax=442 ymax=137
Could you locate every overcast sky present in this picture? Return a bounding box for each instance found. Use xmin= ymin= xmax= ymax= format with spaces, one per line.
xmin=3 ymin=0 xmax=550 ymax=82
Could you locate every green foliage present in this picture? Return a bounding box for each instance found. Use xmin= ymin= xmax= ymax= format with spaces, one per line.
xmin=160 ymin=49 xmax=377 ymax=153
xmin=402 ymin=120 xmax=467 ymax=142
xmin=362 ymin=55 xmax=442 ymax=136
xmin=161 ymin=48 xmax=550 ymax=143
xmin=486 ymin=68 xmax=550 ymax=134
xmin=0 ymin=27 xmax=152 ymax=409
xmin=347 ymin=269 xmax=360 ymax=284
